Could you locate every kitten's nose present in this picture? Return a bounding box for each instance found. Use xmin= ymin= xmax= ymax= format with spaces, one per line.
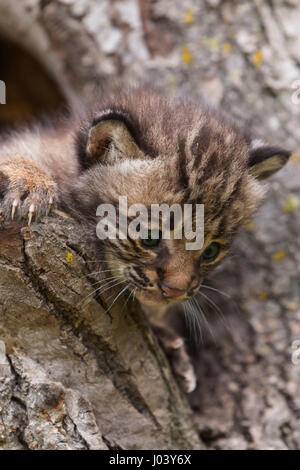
xmin=160 ymin=283 xmax=186 ymax=298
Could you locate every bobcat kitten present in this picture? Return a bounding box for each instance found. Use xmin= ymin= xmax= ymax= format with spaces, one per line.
xmin=0 ymin=87 xmax=291 ymax=392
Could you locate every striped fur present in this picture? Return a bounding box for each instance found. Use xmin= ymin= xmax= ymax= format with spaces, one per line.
xmin=0 ymin=86 xmax=290 ymax=308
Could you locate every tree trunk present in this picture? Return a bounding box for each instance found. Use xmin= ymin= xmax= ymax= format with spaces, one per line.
xmin=0 ymin=214 xmax=201 ymax=450
xmin=0 ymin=0 xmax=300 ymax=450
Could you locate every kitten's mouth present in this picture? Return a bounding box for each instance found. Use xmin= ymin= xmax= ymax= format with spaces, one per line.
xmin=133 ymin=279 xmax=203 ymax=306
xmin=122 ymin=269 xmax=197 ymax=305
xmin=158 ymin=282 xmax=186 ymax=299
xmin=133 ymin=281 xmax=189 ymax=306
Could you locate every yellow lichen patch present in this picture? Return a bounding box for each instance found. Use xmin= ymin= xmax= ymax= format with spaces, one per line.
xmin=165 ymin=73 xmax=176 ymax=87
xmin=66 ymin=252 xmax=73 ymax=263
xmin=202 ymin=37 xmax=219 ymax=52
xmin=261 ymin=344 xmax=271 ymax=354
xmin=287 ymin=302 xmax=298 ymax=312
xmin=272 ymin=250 xmax=287 ymax=262
xmin=246 ymin=221 xmax=255 ymax=232
xmin=290 ymin=152 xmax=300 ymax=165
xmin=222 ymin=42 xmax=232 ymax=54
xmin=283 ymin=195 xmax=299 ymax=213
xmin=252 ymin=49 xmax=263 ymax=67
xmin=184 ymin=9 xmax=194 ymax=25
xmin=181 ymin=45 xmax=194 ymax=65
xmin=257 ymin=291 xmax=269 ymax=301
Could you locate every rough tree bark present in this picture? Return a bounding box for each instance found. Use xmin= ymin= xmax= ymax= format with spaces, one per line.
xmin=0 ymin=214 xmax=201 ymax=450
xmin=0 ymin=0 xmax=300 ymax=450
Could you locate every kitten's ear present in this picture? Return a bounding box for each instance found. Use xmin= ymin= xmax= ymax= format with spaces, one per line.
xmin=248 ymin=143 xmax=291 ymax=180
xmin=78 ymin=110 xmax=141 ymax=170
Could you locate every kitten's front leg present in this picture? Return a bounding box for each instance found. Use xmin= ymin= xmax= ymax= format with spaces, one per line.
xmin=143 ymin=304 xmax=197 ymax=393
xmin=0 ymin=157 xmax=57 ymax=224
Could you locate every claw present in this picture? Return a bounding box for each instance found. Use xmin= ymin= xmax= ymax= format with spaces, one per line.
xmin=28 ymin=204 xmax=35 ymax=226
xmin=183 ymin=369 xmax=197 ymax=393
xmin=47 ymin=196 xmax=54 ymax=216
xmin=11 ymin=199 xmax=19 ymax=220
xmin=171 ymin=337 xmax=184 ymax=349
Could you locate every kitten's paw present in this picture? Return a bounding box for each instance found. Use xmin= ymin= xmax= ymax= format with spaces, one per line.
xmin=0 ymin=157 xmax=57 ymax=225
xmin=150 ymin=319 xmax=197 ymax=393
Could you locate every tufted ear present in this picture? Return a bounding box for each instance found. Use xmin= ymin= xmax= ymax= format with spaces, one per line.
xmin=249 ymin=144 xmax=291 ymax=180
xmin=77 ymin=109 xmax=142 ymax=170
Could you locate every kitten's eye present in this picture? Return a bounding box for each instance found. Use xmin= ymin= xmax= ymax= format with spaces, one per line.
xmin=141 ymin=230 xmax=161 ymax=248
xmin=202 ymin=242 xmax=220 ymax=262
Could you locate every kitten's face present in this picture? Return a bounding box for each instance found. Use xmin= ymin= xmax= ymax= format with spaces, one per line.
xmin=73 ymin=88 xmax=290 ymax=306
xmin=79 ymin=159 xmax=259 ymax=306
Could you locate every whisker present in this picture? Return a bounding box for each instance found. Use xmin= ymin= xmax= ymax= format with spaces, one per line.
xmin=104 ymin=285 xmax=130 ymax=316
xmin=192 ymin=300 xmax=204 ymax=345
xmin=198 ymin=290 xmax=233 ymax=336
xmin=69 ymin=269 xmax=123 ymax=291
xmin=187 ymin=298 xmax=204 ymax=345
xmin=98 ymin=278 xmax=127 ymax=297
xmin=183 ymin=302 xmax=194 ymax=342
xmin=78 ymin=268 xmax=123 ymax=280
xmin=133 ymin=287 xmax=137 ymax=302
xmin=121 ymin=285 xmax=136 ymax=313
xmin=79 ymin=277 xmax=125 ymax=305
xmin=198 ymin=290 xmax=224 ymax=316
xmin=198 ymin=291 xmax=232 ymax=336
xmin=201 ymin=283 xmax=240 ymax=318
xmin=201 ymin=284 xmax=231 ymax=299
xmin=192 ymin=296 xmax=216 ymax=344
xmin=91 ymin=274 xmax=123 ymax=287
xmin=84 ymin=260 xmax=116 ymax=264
